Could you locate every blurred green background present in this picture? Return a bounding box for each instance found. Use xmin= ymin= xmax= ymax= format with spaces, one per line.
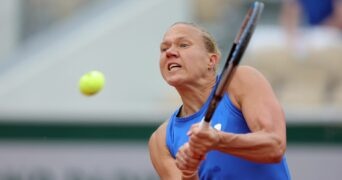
xmin=0 ymin=0 xmax=341 ymax=179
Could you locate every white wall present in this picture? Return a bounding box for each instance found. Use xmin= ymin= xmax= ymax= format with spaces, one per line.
xmin=0 ymin=0 xmax=20 ymax=62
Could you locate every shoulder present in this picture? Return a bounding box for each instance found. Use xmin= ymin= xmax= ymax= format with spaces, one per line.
xmin=149 ymin=120 xmax=182 ymax=179
xmin=149 ymin=120 xmax=168 ymax=147
xmin=231 ymin=65 xmax=268 ymax=85
xmin=149 ymin=119 xmax=172 ymax=158
xmin=228 ymin=65 xmax=274 ymax=107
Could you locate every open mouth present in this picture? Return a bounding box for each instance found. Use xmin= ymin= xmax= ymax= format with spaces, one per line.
xmin=168 ymin=63 xmax=181 ymax=71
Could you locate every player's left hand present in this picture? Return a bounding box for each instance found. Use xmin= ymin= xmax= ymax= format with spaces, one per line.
xmin=187 ymin=123 xmax=220 ymax=156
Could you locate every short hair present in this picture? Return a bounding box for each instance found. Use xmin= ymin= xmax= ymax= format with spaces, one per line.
xmin=171 ymin=22 xmax=222 ymax=58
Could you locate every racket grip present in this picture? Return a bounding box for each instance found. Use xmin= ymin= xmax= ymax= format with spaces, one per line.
xmin=200 ymin=118 xmax=210 ymax=130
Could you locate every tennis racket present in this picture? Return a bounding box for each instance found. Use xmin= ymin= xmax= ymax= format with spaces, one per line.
xmin=202 ymin=1 xmax=264 ymax=128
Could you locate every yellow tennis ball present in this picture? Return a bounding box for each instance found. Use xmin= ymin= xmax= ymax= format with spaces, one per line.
xmin=79 ymin=70 xmax=105 ymax=96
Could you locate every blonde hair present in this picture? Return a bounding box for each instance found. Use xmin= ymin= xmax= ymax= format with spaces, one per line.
xmin=171 ymin=22 xmax=222 ymax=58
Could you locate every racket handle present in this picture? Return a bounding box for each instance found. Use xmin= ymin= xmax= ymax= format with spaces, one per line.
xmin=200 ymin=118 xmax=210 ymax=130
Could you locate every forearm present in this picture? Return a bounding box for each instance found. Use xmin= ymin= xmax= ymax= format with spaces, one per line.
xmin=214 ymin=131 xmax=285 ymax=163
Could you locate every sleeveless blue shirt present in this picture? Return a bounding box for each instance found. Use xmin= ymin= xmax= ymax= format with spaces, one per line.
xmin=166 ymin=93 xmax=291 ymax=180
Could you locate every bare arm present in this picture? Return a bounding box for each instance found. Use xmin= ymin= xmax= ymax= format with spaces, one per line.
xmin=148 ymin=121 xmax=199 ymax=180
xmin=325 ymin=0 xmax=342 ymax=29
xmin=280 ymin=0 xmax=302 ymax=48
xmin=188 ymin=66 xmax=286 ymax=163
xmin=280 ymin=0 xmax=301 ymax=35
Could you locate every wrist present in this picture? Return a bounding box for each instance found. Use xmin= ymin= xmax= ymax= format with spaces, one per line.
xmin=213 ymin=129 xmax=222 ymax=150
xmin=182 ymin=170 xmax=198 ymax=180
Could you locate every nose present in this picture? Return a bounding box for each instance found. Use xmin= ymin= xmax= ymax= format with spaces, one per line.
xmin=165 ymin=46 xmax=179 ymax=59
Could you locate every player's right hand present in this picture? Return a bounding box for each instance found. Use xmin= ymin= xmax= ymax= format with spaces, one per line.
xmin=175 ymin=142 xmax=203 ymax=176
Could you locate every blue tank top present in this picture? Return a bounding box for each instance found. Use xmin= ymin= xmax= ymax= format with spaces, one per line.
xmin=166 ymin=93 xmax=291 ymax=180
xmin=299 ymin=0 xmax=333 ymax=26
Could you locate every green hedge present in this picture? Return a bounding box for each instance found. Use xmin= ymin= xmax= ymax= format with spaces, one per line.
xmin=0 ymin=122 xmax=341 ymax=144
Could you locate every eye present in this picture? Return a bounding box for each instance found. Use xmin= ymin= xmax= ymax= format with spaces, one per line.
xmin=179 ymin=43 xmax=189 ymax=48
xmin=160 ymin=46 xmax=168 ymax=52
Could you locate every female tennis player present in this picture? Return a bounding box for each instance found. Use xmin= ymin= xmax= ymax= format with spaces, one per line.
xmin=148 ymin=22 xmax=291 ymax=180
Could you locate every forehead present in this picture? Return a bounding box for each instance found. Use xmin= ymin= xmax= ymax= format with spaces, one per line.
xmin=162 ymin=24 xmax=203 ymax=42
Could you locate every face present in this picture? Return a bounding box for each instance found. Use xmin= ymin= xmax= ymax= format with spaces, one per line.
xmin=159 ymin=24 xmax=216 ymax=87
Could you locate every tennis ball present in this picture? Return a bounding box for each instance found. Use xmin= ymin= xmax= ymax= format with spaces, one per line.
xmin=79 ymin=70 xmax=105 ymax=96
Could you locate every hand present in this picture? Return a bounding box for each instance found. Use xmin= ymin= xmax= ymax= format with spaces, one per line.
xmin=175 ymin=143 xmax=202 ymax=176
xmin=187 ymin=123 xmax=220 ymax=156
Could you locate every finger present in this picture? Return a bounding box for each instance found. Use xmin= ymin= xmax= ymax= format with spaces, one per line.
xmin=183 ymin=143 xmax=201 ymax=160
xmin=177 ymin=144 xmax=195 ymax=166
xmin=187 ymin=144 xmax=206 ymax=161
xmin=187 ymin=123 xmax=201 ymax=135
xmin=181 ymin=148 xmax=202 ymax=170
xmin=175 ymin=152 xmax=188 ymax=170
xmin=189 ymin=134 xmax=204 ymax=144
xmin=189 ymin=136 xmax=211 ymax=152
xmin=176 ymin=152 xmax=198 ymax=172
xmin=189 ymin=128 xmax=218 ymax=148
xmin=191 ymin=147 xmax=207 ymax=157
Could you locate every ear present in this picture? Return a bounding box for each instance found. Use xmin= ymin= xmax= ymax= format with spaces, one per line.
xmin=208 ymin=53 xmax=220 ymax=69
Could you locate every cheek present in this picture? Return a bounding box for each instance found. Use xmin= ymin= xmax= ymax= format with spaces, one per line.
xmin=189 ymin=54 xmax=209 ymax=70
xmin=159 ymin=56 xmax=166 ymax=74
xmin=159 ymin=55 xmax=164 ymax=69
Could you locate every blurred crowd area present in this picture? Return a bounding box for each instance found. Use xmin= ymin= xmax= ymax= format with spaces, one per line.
xmin=193 ymin=0 xmax=342 ymax=112
xmin=1 ymin=0 xmax=342 ymax=114
xmin=20 ymin=0 xmax=94 ymax=41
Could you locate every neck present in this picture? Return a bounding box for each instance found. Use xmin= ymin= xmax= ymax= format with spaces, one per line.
xmin=175 ymin=76 xmax=216 ymax=117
